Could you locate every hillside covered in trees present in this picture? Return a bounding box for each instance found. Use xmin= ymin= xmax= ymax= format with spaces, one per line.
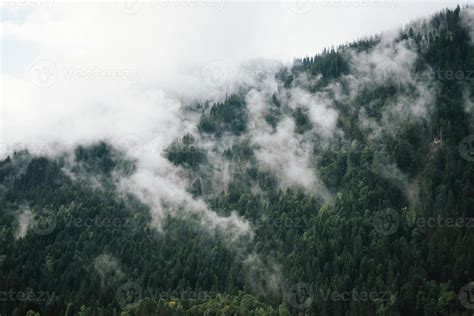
xmin=1 ymin=5 xmax=474 ymax=316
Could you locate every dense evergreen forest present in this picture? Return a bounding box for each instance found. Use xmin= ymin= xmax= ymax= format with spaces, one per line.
xmin=1 ymin=6 xmax=474 ymax=316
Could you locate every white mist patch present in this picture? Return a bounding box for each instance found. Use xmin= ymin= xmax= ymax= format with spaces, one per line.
xmin=119 ymin=153 xmax=254 ymax=241
xmin=287 ymin=87 xmax=338 ymax=138
xmin=94 ymin=254 xmax=126 ymax=293
xmin=15 ymin=208 xmax=32 ymax=239
xmin=464 ymin=90 xmax=474 ymax=113
xmin=2 ymin=10 xmax=255 ymax=241
xmin=462 ymin=7 xmax=474 ymax=45
xmin=346 ymin=29 xmax=436 ymax=140
xmin=245 ymin=83 xmax=334 ymax=197
xmin=242 ymin=67 xmax=336 ymax=194
xmin=381 ymin=86 xmax=432 ymax=129
xmin=243 ymin=253 xmax=283 ymax=300
xmin=4 ymin=65 xmax=253 ymax=243
xmin=350 ymin=34 xmax=419 ymax=88
xmin=358 ymin=108 xmax=383 ymax=141
xmin=94 ymin=254 xmax=125 ymax=279
xmin=246 ymin=87 xmax=277 ymax=132
xmin=252 ymin=117 xmax=316 ymax=190
xmin=1 ymin=4 xmax=279 ymax=242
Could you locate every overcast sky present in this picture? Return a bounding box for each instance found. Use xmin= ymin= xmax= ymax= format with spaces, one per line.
xmin=0 ymin=0 xmax=470 ymax=146
xmin=1 ymin=1 xmax=469 ymax=72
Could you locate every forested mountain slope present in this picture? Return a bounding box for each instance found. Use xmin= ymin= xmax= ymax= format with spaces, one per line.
xmin=1 ymin=6 xmax=474 ymax=316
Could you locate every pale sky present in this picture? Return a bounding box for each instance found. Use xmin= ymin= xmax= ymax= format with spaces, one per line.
xmin=1 ymin=1 xmax=470 ymax=75
xmin=0 ymin=0 xmax=471 ymax=146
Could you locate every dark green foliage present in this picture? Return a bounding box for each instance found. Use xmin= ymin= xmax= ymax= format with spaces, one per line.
xmin=293 ymin=108 xmax=312 ymax=134
xmin=165 ymin=134 xmax=206 ymax=169
xmin=0 ymin=151 xmax=247 ymax=315
xmin=198 ymin=95 xmax=248 ymax=137
xmin=223 ymin=140 xmax=254 ymax=164
xmin=298 ymin=48 xmax=350 ymax=80
xmin=0 ymin=156 xmax=14 ymax=182
xmin=264 ymin=94 xmax=283 ymax=129
xmin=75 ymin=142 xmax=116 ymax=174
